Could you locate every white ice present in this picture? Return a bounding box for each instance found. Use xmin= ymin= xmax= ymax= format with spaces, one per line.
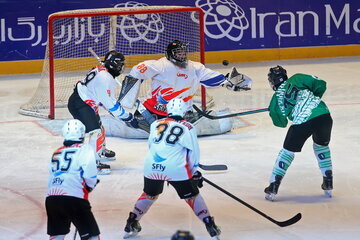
xmin=0 ymin=57 xmax=359 ymax=240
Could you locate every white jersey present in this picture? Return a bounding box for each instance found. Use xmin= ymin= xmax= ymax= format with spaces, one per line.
xmin=129 ymin=57 xmax=225 ymax=116
xmin=76 ymin=65 xmax=128 ymax=119
xmin=47 ymin=143 xmax=98 ymax=200
xmin=144 ymin=117 xmax=200 ymax=181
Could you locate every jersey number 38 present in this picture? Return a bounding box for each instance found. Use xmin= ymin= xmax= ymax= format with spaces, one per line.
xmin=154 ymin=123 xmax=184 ymax=145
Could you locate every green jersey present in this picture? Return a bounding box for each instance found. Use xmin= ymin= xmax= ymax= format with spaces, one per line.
xmin=269 ymin=73 xmax=330 ymax=128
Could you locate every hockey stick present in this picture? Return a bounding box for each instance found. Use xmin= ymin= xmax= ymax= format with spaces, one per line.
xmin=203 ymin=177 xmax=302 ymax=227
xmin=199 ymin=164 xmax=228 ymax=171
xmin=193 ymin=105 xmax=269 ymax=120
xmin=73 ymin=228 xmax=78 ymax=240
xmin=135 ymin=100 xmax=156 ymax=124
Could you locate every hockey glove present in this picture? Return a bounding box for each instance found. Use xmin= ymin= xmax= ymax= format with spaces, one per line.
xmin=223 ymin=67 xmax=252 ymax=91
xmin=121 ymin=113 xmax=139 ymax=129
xmin=192 ymin=171 xmax=203 ymax=188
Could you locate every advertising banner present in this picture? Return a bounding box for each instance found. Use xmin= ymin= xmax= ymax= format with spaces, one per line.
xmin=0 ymin=0 xmax=359 ymax=62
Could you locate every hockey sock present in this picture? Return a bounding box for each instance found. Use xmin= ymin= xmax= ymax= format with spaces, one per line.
xmin=185 ymin=194 xmax=211 ymax=221
xmin=88 ymin=128 xmax=105 ymax=159
xmin=131 ymin=192 xmax=158 ymax=220
xmin=49 ymin=235 xmax=65 ymax=240
xmin=270 ymin=148 xmax=294 ymax=183
xmin=313 ymin=143 xmax=332 ymax=176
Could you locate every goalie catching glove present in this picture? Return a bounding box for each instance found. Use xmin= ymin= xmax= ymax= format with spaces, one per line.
xmin=223 ymin=67 xmax=252 ymax=91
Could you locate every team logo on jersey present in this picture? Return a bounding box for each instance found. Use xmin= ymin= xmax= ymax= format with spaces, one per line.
xmin=195 ymin=0 xmax=249 ymax=41
xmin=152 ymin=163 xmax=166 ymax=172
xmin=177 ymin=73 xmax=188 ymax=79
xmin=52 ymin=177 xmax=64 ymax=185
xmin=154 ymin=153 xmax=166 ymax=162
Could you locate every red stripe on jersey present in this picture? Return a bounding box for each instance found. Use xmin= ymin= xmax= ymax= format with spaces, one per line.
xmin=82 ymin=182 xmax=89 ymax=200
xmin=185 ymin=150 xmax=193 ymax=178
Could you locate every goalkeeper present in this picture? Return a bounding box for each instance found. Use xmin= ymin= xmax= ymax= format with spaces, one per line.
xmin=118 ymin=39 xmax=253 ymax=133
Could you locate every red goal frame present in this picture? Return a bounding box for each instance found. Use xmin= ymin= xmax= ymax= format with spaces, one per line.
xmin=47 ymin=7 xmax=205 ymax=119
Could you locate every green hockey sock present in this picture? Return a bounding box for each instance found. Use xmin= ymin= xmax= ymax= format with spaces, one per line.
xmin=270 ymin=148 xmax=294 ymax=183
xmin=313 ymin=143 xmax=332 ymax=176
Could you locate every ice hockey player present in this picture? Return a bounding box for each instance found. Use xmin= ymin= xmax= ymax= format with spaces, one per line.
xmin=67 ymin=50 xmax=138 ymax=174
xmin=118 ymin=39 xmax=252 ymax=133
xmin=122 ymin=98 xmax=221 ymax=239
xmin=45 ymin=119 xmax=101 ymax=240
xmin=264 ymin=65 xmax=333 ymax=201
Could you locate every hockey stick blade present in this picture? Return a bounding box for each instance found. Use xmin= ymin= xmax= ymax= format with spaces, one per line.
xmin=276 ymin=213 xmax=302 ymax=227
xmin=199 ymin=164 xmax=228 ymax=171
xmin=193 ymin=105 xmax=269 ymax=120
xmin=203 ymin=177 xmax=302 ymax=227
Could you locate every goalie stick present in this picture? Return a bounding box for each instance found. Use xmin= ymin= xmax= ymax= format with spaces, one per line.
xmin=203 ymin=177 xmax=302 ymax=227
xmin=199 ymin=164 xmax=228 ymax=171
xmin=193 ymin=104 xmax=269 ymax=120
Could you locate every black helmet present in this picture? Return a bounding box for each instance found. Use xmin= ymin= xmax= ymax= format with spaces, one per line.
xmin=268 ymin=65 xmax=288 ymax=90
xmin=104 ymin=50 xmax=125 ymax=77
xmin=171 ymin=230 xmax=194 ymax=240
xmin=165 ymin=40 xmax=188 ymax=68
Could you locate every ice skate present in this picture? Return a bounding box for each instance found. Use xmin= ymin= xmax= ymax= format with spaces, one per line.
xmin=264 ymin=175 xmax=282 ymax=201
xmin=321 ymin=170 xmax=333 ymax=197
xmin=123 ymin=212 xmax=142 ymax=239
xmin=99 ymin=148 xmax=116 ymax=162
xmin=203 ymin=216 xmax=221 ymax=240
xmin=97 ymin=161 xmax=111 ymax=175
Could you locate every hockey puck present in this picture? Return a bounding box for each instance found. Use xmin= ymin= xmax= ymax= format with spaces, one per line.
xmin=222 ymin=60 xmax=229 ymax=66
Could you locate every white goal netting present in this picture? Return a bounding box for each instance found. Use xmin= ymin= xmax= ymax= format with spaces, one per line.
xmin=19 ymin=6 xmax=213 ymax=119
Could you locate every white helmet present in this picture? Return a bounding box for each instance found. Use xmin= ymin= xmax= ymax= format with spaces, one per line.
xmin=167 ymin=98 xmax=187 ymax=118
xmin=62 ymin=119 xmax=86 ymax=141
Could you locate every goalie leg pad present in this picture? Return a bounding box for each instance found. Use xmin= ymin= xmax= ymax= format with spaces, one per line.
xmin=194 ymin=109 xmax=233 ymax=136
xmin=101 ymin=115 xmax=149 ymax=139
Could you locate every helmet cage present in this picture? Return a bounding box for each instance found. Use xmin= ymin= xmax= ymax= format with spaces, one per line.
xmin=166 ymin=40 xmax=188 ymax=68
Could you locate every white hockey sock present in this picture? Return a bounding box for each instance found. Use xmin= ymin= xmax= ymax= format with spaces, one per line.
xmin=132 ymin=192 xmax=157 ymax=220
xmin=270 ymin=148 xmax=294 ymax=183
xmin=313 ymin=143 xmax=332 ymax=176
xmin=49 ymin=235 xmax=65 ymax=240
xmin=88 ymin=128 xmax=105 ymax=159
xmin=185 ymin=194 xmax=211 ymax=221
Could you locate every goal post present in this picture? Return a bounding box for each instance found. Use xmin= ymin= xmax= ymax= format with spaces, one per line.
xmin=19 ymin=6 xmax=212 ymax=119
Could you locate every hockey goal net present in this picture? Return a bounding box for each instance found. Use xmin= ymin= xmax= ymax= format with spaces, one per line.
xmin=19 ymin=6 xmax=213 ymax=119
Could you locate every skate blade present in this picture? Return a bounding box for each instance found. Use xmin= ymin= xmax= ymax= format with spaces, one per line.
xmin=123 ymin=231 xmax=139 ymax=239
xmin=98 ymin=156 xmax=116 ymax=162
xmin=97 ymin=169 xmax=111 ymax=175
xmin=324 ymin=190 xmax=332 ymax=198
xmin=265 ymin=193 xmax=276 ymax=201
xmin=211 ymin=236 xmax=220 ymax=240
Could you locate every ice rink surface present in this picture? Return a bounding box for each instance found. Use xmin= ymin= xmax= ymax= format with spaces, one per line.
xmin=0 ymin=57 xmax=359 ymax=240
